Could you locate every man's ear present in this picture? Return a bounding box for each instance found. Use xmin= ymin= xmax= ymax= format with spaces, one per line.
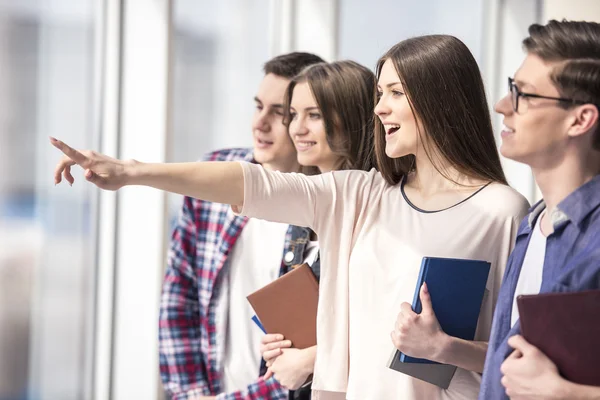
xmin=567 ymin=104 xmax=599 ymax=139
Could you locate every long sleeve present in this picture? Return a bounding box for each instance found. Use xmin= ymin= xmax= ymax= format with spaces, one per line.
xmin=237 ymin=161 xmax=375 ymax=233
xmin=159 ymin=195 xmax=210 ymax=398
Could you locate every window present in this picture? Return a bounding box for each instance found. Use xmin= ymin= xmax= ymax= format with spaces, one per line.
xmin=0 ymin=2 xmax=99 ymax=399
xmin=169 ymin=0 xmax=271 ymax=219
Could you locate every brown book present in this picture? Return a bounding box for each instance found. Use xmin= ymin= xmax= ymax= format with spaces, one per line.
xmin=517 ymin=290 xmax=600 ymax=386
xmin=247 ymin=263 xmax=319 ymax=349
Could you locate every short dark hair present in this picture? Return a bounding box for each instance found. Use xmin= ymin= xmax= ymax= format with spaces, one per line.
xmin=374 ymin=35 xmax=508 ymax=186
xmin=523 ymin=19 xmax=600 ymax=150
xmin=283 ymin=60 xmax=376 ymax=172
xmin=263 ymin=52 xmax=325 ymax=80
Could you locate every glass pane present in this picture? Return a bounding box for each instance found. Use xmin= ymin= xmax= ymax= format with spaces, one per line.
xmin=338 ymin=0 xmax=485 ymax=68
xmin=169 ymin=0 xmax=270 ymax=221
xmin=0 ymin=1 xmax=99 ymax=399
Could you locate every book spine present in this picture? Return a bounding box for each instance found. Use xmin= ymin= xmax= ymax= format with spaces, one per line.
xmin=412 ymin=258 xmax=429 ymax=314
xmin=399 ymin=258 xmax=430 ymax=363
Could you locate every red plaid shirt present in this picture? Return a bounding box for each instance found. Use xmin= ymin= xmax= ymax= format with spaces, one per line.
xmin=159 ymin=148 xmax=292 ymax=400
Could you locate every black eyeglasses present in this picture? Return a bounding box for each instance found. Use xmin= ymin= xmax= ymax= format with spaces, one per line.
xmin=508 ymin=77 xmax=585 ymax=113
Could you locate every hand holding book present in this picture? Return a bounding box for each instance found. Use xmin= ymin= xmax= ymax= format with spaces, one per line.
xmin=501 ymin=334 xmax=565 ymax=399
xmin=514 ymin=290 xmax=600 ymax=386
xmin=391 ymin=282 xmax=447 ymax=362
xmin=261 ymin=334 xmax=292 ymax=367
xmin=248 ymin=264 xmax=319 ymax=389
xmin=388 ymin=257 xmax=491 ymax=388
xmin=263 ymin=345 xmax=317 ymax=390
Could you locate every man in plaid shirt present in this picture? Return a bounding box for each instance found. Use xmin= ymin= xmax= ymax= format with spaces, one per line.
xmin=159 ymin=52 xmax=324 ymax=400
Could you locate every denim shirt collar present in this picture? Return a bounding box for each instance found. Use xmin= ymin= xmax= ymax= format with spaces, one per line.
xmin=524 ymin=200 xmax=570 ymax=232
xmin=525 ymin=174 xmax=600 ymax=233
xmin=556 ymin=174 xmax=600 ymax=228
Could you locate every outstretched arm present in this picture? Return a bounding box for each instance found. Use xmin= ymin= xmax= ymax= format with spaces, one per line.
xmin=51 ymin=137 xmax=245 ymax=207
xmin=51 ymin=137 xmax=351 ymax=231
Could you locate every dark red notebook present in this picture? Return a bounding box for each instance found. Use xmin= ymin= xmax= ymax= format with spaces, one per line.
xmin=517 ymin=290 xmax=600 ymax=386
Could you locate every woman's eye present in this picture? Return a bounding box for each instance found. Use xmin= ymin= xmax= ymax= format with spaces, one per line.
xmin=392 ymin=90 xmax=404 ymax=97
xmin=309 ymin=113 xmax=322 ymax=120
xmin=289 ymin=112 xmax=297 ymax=119
xmin=273 ymin=109 xmax=284 ymax=116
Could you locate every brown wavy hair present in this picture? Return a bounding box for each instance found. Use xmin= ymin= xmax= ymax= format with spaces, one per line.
xmin=374 ymin=35 xmax=508 ymax=186
xmin=283 ymin=60 xmax=377 ymax=172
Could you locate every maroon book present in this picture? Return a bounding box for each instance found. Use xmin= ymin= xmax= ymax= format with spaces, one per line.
xmin=517 ymin=290 xmax=600 ymax=386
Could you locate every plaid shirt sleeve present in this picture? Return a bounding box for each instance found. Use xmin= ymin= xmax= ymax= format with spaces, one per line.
xmin=215 ymin=376 xmax=288 ymax=400
xmin=159 ymin=195 xmax=210 ymax=398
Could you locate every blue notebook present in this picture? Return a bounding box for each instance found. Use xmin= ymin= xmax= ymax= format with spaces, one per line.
xmin=397 ymin=256 xmax=491 ymax=364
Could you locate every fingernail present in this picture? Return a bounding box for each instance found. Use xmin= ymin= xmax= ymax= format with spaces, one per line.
xmin=49 ymin=136 xmax=57 ymax=142
xmin=422 ymin=283 xmax=429 ymax=294
xmin=277 ymin=335 xmax=284 ymax=340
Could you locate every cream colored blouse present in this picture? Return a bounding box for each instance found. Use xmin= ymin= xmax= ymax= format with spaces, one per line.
xmin=236 ymin=162 xmax=529 ymax=400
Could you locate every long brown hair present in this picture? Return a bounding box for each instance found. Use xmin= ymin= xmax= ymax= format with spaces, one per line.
xmin=374 ymin=35 xmax=508 ymax=185
xmin=284 ymin=60 xmax=377 ymax=172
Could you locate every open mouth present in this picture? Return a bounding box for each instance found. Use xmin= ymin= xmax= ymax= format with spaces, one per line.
xmin=384 ymin=124 xmax=400 ymax=135
xmin=296 ymin=141 xmax=317 ymax=150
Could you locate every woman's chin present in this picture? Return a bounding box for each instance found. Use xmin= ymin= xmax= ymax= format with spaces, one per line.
xmin=298 ymin=154 xmax=318 ymax=168
xmin=385 ymin=145 xmax=407 ymax=159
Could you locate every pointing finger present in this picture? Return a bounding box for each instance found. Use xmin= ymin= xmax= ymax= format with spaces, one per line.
xmin=50 ymin=137 xmax=90 ymax=167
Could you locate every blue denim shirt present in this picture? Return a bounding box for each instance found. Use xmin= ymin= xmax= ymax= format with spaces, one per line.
xmin=479 ymin=174 xmax=600 ymax=399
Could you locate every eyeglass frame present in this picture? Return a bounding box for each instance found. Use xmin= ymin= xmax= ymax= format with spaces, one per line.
xmin=508 ymin=77 xmax=586 ymax=113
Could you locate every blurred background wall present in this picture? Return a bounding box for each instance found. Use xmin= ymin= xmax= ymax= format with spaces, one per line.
xmin=0 ymin=1 xmax=597 ymax=399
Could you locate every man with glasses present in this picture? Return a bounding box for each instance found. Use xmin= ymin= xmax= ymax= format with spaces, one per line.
xmin=479 ymin=20 xmax=600 ymax=399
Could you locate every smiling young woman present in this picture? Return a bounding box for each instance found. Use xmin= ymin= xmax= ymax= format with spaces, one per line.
xmin=284 ymin=60 xmax=377 ymax=174
xmin=259 ymin=60 xmax=377 ymax=399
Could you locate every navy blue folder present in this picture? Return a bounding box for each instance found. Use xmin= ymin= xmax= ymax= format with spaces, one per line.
xmin=398 ymin=256 xmax=491 ymax=364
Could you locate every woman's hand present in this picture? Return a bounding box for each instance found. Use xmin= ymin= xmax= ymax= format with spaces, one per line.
xmin=264 ymin=346 xmax=316 ymax=390
xmin=50 ymin=137 xmax=246 ymax=206
xmin=391 ymin=283 xmax=447 ymax=361
xmin=51 ymin=137 xmax=134 ymax=190
xmin=261 ymin=334 xmax=292 ymax=366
